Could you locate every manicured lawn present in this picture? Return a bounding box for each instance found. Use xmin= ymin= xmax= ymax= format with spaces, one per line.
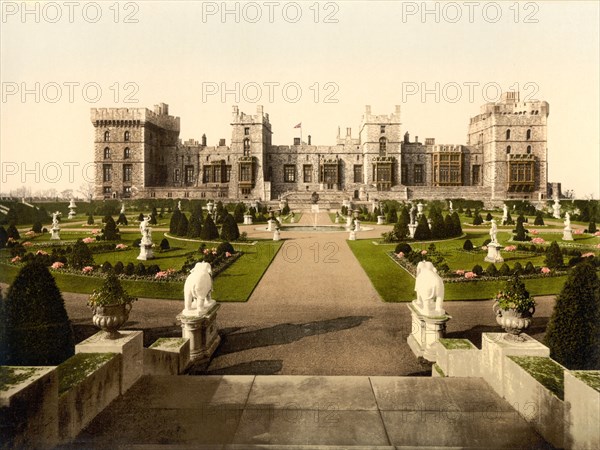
xmin=348 ymin=238 xmax=569 ymax=302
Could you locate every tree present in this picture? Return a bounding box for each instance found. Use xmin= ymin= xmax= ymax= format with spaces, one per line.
xmin=504 ymin=211 xmax=514 ymax=226
xmin=7 ymin=222 xmax=20 ymax=240
xmin=444 ymin=214 xmax=455 ymax=237
xmin=116 ymin=213 xmax=128 ymax=226
xmin=486 ymin=212 xmax=493 ymax=221
xmin=545 ymin=262 xmax=600 ymax=369
xmin=187 ymin=213 xmax=202 ymax=238
xmin=1 ymin=262 xmax=74 ymax=365
xmin=70 ymin=239 xmax=95 ymax=269
xmin=102 ymin=216 xmax=120 ymax=240
xmin=0 ymin=226 xmax=8 ymax=248
xmin=176 ymin=213 xmax=189 ymax=236
xmin=160 ymin=238 xmax=170 ymax=250
xmin=472 ymin=212 xmax=483 ymax=226
xmin=221 ymin=213 xmax=240 ymax=241
xmin=463 ymin=239 xmax=474 ymax=251
xmin=393 ymin=211 xmax=410 ymax=241
xmin=414 ymin=214 xmax=432 ymax=240
xmin=31 ymin=221 xmax=43 ymax=233
xmin=589 ymin=221 xmax=597 ymax=234
xmin=545 ymin=241 xmax=563 ymax=268
xmin=281 ymin=203 xmax=290 ymax=215
xmin=200 ymin=214 xmax=219 ymax=240
xmin=215 ymin=201 xmax=226 ymax=224
xmin=465 ymin=207 xmax=472 ymax=217
xmin=87 ymin=213 xmax=94 ymax=225
xmin=534 ymin=211 xmax=545 ymax=226
xmin=429 ymin=208 xmax=446 ymax=239
xmin=386 ymin=207 xmax=398 ymax=224
xmin=513 ymin=215 xmax=529 ymax=241
xmin=451 ymin=212 xmax=462 ymax=237
xmin=486 ymin=263 xmax=498 ymax=277
xmin=169 ymin=208 xmax=182 ymax=234
xmin=234 ymin=203 xmax=245 ymax=223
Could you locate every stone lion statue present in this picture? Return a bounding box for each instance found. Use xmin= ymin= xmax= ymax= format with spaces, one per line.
xmin=182 ymin=262 xmax=215 ymax=316
xmin=414 ymin=261 xmax=445 ymax=314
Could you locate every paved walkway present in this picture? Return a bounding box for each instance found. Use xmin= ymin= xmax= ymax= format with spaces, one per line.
xmin=67 ymin=375 xmax=552 ymax=449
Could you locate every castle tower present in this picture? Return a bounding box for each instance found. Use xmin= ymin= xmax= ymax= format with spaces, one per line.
xmin=230 ymin=105 xmax=272 ymax=200
xmin=359 ymin=105 xmax=402 ymax=191
xmin=467 ymin=92 xmax=549 ymax=200
xmin=91 ymin=103 xmax=180 ymax=199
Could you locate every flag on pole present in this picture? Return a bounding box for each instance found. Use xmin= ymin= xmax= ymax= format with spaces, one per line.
xmin=294 ymin=122 xmax=302 ymax=128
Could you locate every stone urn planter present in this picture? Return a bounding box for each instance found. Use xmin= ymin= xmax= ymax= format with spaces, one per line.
xmin=492 ymin=274 xmax=535 ymax=341
xmin=91 ymin=303 xmax=133 ymax=339
xmin=87 ymin=272 xmax=137 ymax=340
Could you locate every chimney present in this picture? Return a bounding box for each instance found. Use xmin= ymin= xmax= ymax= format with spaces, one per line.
xmin=219 ymin=138 xmax=226 ymax=146
xmin=365 ymin=105 xmax=371 ymax=114
xmin=257 ymin=105 xmax=264 ymax=115
xmin=201 ymin=134 xmax=207 ymax=146
xmin=395 ymin=105 xmax=401 ymax=114
xmin=404 ymin=132 xmax=410 ymax=143
xmin=337 ymin=126 xmax=340 ymax=138
xmin=415 ymin=136 xmax=419 ymax=143
xmin=346 ymin=127 xmax=351 ymax=137
xmin=308 ymin=135 xmax=312 ymax=145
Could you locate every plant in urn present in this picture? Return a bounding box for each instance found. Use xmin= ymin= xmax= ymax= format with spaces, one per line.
xmin=492 ymin=273 xmax=535 ymax=341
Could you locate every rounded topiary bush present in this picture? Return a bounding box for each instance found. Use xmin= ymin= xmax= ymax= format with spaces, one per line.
xmin=160 ymin=238 xmax=170 ymax=250
xmin=146 ymin=264 xmax=161 ymax=276
xmin=116 ymin=213 xmax=128 ymax=226
xmin=414 ymin=215 xmax=432 ymax=241
xmin=135 ymin=263 xmax=146 ymax=276
xmin=498 ymin=263 xmax=512 ymax=277
xmin=485 ymin=212 xmax=493 ymax=221
xmin=513 ymin=262 xmax=523 ymax=275
xmin=176 ymin=213 xmax=189 ymax=237
xmin=472 ymin=212 xmax=483 ymax=226
xmin=545 ymin=261 xmax=600 ymax=369
xmin=589 ymin=221 xmax=597 ymax=234
xmin=472 ymin=264 xmax=484 ymax=276
xmin=138 ymin=213 xmax=145 ymax=222
xmin=133 ymin=238 xmax=141 ymax=248
xmin=70 ymin=239 xmax=94 ymax=269
xmin=486 ymin=264 xmax=498 ymax=277
xmin=101 ymin=216 xmax=120 ymax=241
xmin=395 ymin=242 xmax=413 ymax=255
xmin=534 ymin=211 xmax=545 ymax=226
xmin=87 ymin=213 xmax=94 ymax=225
xmin=0 ymin=226 xmax=8 ymax=248
xmin=31 ymin=221 xmax=43 ymax=233
xmin=463 ymin=239 xmax=474 ymax=251
xmin=200 ymin=214 xmax=219 ymax=241
xmin=465 ymin=208 xmax=472 ymax=217
xmin=124 ymin=262 xmax=135 ymax=276
xmin=220 ymin=214 xmax=240 ymax=242
xmin=113 ymin=261 xmax=124 ymax=275
xmin=101 ymin=261 xmax=113 ymax=273
xmin=524 ymin=261 xmax=536 ymax=274
xmin=545 ymin=241 xmax=564 ymax=269
xmin=1 ymin=262 xmax=74 ymax=365
xmin=217 ymin=241 xmax=235 ymax=256
xmin=7 ymin=223 xmax=20 ymax=240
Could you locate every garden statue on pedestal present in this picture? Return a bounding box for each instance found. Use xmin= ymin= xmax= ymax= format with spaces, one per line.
xmin=273 ymin=221 xmax=281 ymax=241
xmin=448 ymin=200 xmax=453 ymax=213
xmin=345 ymin=214 xmax=353 ymax=230
xmin=562 ymin=211 xmax=574 ymax=241
xmin=120 ymin=203 xmax=126 ymax=214
xmin=68 ymin=199 xmax=77 ymax=219
xmin=137 ymin=215 xmax=154 ymax=260
xmin=485 ymin=219 xmax=504 ymax=263
xmin=407 ymin=261 xmax=451 ymax=361
xmin=408 ymin=204 xmax=417 ymax=238
xmin=417 ymin=202 xmax=424 ymax=218
xmin=354 ymin=218 xmax=361 ymax=232
xmin=51 ymin=211 xmax=61 ymax=240
xmin=502 ymin=204 xmax=509 ymax=225
xmin=552 ymin=198 xmax=561 ymax=219
xmin=243 ymin=213 xmax=253 ymax=225
xmin=177 ymin=262 xmax=221 ymax=364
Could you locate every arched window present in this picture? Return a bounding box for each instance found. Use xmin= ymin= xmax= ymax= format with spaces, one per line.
xmin=104 ymin=131 xmax=110 ymax=142
xmin=379 ymin=137 xmax=387 ymax=155
xmin=123 ymin=147 xmax=130 ymax=159
xmin=505 ymin=129 xmax=511 ymax=140
xmin=104 ymin=147 xmax=111 ymax=159
xmin=527 ymin=145 xmax=532 ymax=154
xmin=243 ymin=139 xmax=250 ymax=156
xmin=124 ymin=131 xmax=130 ymax=141
xmin=506 ymin=146 xmax=511 ymax=154
xmin=526 ymin=129 xmax=531 ymax=140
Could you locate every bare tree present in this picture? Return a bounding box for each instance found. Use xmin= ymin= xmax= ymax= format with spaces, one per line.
xmin=77 ymin=182 xmax=95 ymax=201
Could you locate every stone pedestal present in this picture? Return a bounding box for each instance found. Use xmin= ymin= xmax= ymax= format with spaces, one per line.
xmin=484 ymin=242 xmax=504 ymax=263
xmin=50 ymin=228 xmax=60 ymax=240
xmin=562 ymin=228 xmax=573 ymax=241
xmin=354 ymin=220 xmax=361 ymax=232
xmin=177 ymin=304 xmax=221 ymax=364
xmin=273 ymin=230 xmax=281 ymax=241
xmin=408 ymin=223 xmax=417 ymax=238
xmin=335 ymin=216 xmax=340 ymax=224
xmin=267 ymin=219 xmax=273 ymax=231
xmin=407 ymin=302 xmax=451 ymax=362
xmin=345 ymin=216 xmax=353 ymax=230
xmin=76 ymin=330 xmax=143 ymax=394
xmin=68 ymin=209 xmax=76 ymax=219
xmin=377 ymin=216 xmax=385 ymax=225
xmin=137 ymin=244 xmax=154 ymax=260
xmin=243 ymin=214 xmax=253 ymax=225
xmin=349 ymin=230 xmax=356 ymax=240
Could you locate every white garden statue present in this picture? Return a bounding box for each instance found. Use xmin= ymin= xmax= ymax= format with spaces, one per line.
xmin=564 ymin=211 xmax=571 ymax=229
xmin=182 ymin=262 xmax=216 ymax=316
xmin=414 ymin=261 xmax=445 ymax=314
xmin=52 ymin=211 xmax=61 ymax=228
xmin=489 ymin=219 xmax=499 ymax=245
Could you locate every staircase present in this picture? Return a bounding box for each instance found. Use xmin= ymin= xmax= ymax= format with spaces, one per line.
xmin=279 ymin=191 xmax=349 ymax=211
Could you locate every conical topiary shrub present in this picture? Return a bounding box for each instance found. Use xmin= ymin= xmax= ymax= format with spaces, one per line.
xmin=1 ymin=262 xmax=74 ymax=365
xmin=221 ymin=213 xmax=240 ymax=241
xmin=545 ymin=262 xmax=600 ymax=369
xmin=200 ymin=214 xmax=219 ymax=241
xmin=70 ymin=239 xmax=95 ymax=269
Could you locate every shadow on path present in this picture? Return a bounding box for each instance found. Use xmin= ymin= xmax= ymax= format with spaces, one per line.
xmin=214 ymin=315 xmax=371 ymax=357
xmin=202 ymin=359 xmax=284 ymax=375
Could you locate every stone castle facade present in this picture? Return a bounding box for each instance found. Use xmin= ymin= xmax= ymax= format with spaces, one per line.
xmin=92 ymin=92 xmax=549 ymax=205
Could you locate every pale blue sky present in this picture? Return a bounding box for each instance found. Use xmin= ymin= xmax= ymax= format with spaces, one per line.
xmin=1 ymin=1 xmax=598 ymax=197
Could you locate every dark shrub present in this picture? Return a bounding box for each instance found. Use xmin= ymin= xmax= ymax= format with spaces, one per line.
xmin=160 ymin=238 xmax=170 ymax=250
xmin=281 ymin=203 xmax=290 ymax=216
xmin=524 ymin=261 xmax=536 ymax=274
xmin=134 ymin=263 xmax=146 ymax=276
xmin=133 ymin=238 xmax=141 ymax=248
xmin=117 ymin=213 xmax=128 ymax=226
xmin=146 ymin=264 xmax=161 ymax=275
xmin=124 ymin=262 xmax=135 ymax=276
xmin=485 ymin=212 xmax=493 ymax=221
xmin=472 ymin=264 xmax=484 ymax=276
xmin=395 ymin=243 xmax=413 ymax=254
xmin=220 ymin=213 xmax=240 ymax=242
xmin=486 ymin=264 xmax=498 ymax=277
xmin=545 ymin=241 xmax=563 ymax=269
xmin=414 ymin=214 xmax=432 ymax=241
xmin=188 ymin=213 xmax=202 ymax=238
xmin=114 ymin=261 xmax=124 ymax=275
xmin=513 ymin=217 xmax=530 ymax=242
xmin=169 ymin=209 xmax=182 ymax=234
xmin=472 ymin=212 xmax=483 ymax=225
xmin=512 ymin=262 xmax=523 ymax=275
xmin=429 ymin=207 xmax=446 ymax=239
xmin=589 ymin=221 xmax=597 ymax=234
xmin=386 ymin=207 xmax=398 ymax=224
xmin=1 ymin=262 xmax=74 ymax=365
xmin=483 ymin=238 xmax=491 ymax=247
xmin=102 ymin=216 xmax=120 ymax=241
xmin=31 ymin=221 xmax=43 ymax=233
xmin=463 ymin=239 xmax=474 ymax=251
xmin=200 ymin=214 xmax=219 ymax=241
xmin=217 ymin=241 xmax=235 ymax=256
xmin=176 ymin=213 xmax=189 ymax=237
xmin=0 ymin=226 xmax=8 ymax=248
xmin=7 ymin=223 xmax=20 ymax=240
xmin=101 ymin=261 xmax=113 ymax=273
xmin=70 ymin=239 xmax=94 ymax=269
xmin=498 ymin=263 xmax=511 ymax=276
xmin=465 ymin=208 xmax=472 ymax=217
xmin=534 ymin=211 xmax=545 ymax=226
xmin=138 ymin=213 xmax=144 ymax=221
xmin=545 ymin=262 xmax=600 ymax=369
xmin=87 ymin=213 xmax=94 ymax=225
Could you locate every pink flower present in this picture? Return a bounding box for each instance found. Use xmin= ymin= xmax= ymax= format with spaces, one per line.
xmin=541 ymin=267 xmax=551 ymax=274
xmin=594 ymin=231 xmax=600 ymax=237
xmin=225 ymin=252 xmax=232 ymax=258
xmin=25 ymin=231 xmax=36 ymax=237
xmin=7 ymin=237 xmax=16 ymax=243
xmin=464 ymin=271 xmax=477 ymax=279
xmin=530 ymin=229 xmax=539 ymax=235
xmin=504 ymin=245 xmax=517 ymax=252
xmin=212 ymin=251 xmax=217 ymax=255
xmin=11 ymin=256 xmax=21 ymax=263
xmin=455 ymin=269 xmax=465 ymax=276
xmin=91 ymin=229 xmax=101 ymax=235
xmin=597 ymin=244 xmax=600 ymax=249
xmin=203 ymin=249 xmax=209 ymax=255
xmin=155 ymin=271 xmax=168 ymax=279
xmin=421 ymin=250 xmax=428 ymax=255
xmin=115 ymin=243 xmax=128 ymax=250
xmin=51 ymin=261 xmax=64 ymax=270
xmin=397 ymin=252 xmax=405 ymax=258
xmin=481 ymin=246 xmax=487 ymax=251
xmin=531 ymin=237 xmax=545 ymax=245
xmin=35 ymin=250 xmax=48 ymax=256
xmin=582 ymin=252 xmax=595 ymax=258
xmin=82 ymin=237 xmax=95 ymax=244
xmin=82 ymin=266 xmax=94 ymax=274
xmin=573 ymin=229 xmax=583 ymax=235
xmin=22 ymin=241 xmax=33 ymax=247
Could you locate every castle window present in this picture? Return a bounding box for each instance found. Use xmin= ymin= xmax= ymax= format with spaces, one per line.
xmin=174 ymin=169 xmax=180 ymax=182
xmin=103 ymin=186 xmax=111 ymax=194
xmin=104 ymin=131 xmax=110 ymax=142
xmin=527 ymin=145 xmax=532 ymax=154
xmin=203 ymin=166 xmax=211 ymax=183
xmin=123 ymin=148 xmax=130 ymax=159
xmin=124 ymin=131 xmax=130 ymax=141
xmin=353 ymin=165 xmax=363 ymax=183
xmin=243 ymin=139 xmax=250 ymax=156
xmin=401 ymin=164 xmax=407 ymax=184
xmin=123 ymin=164 xmax=132 ymax=182
xmin=185 ymin=165 xmax=194 ymax=184
xmin=303 ymin=165 xmax=312 ymax=183
xmin=284 ymin=165 xmax=296 ymax=183
xmin=380 ymin=125 xmax=386 ymax=134
xmin=526 ymin=129 xmax=532 ymax=140
xmin=506 ymin=129 xmax=511 ymax=140
xmin=414 ymin=165 xmax=424 ymax=184
xmin=104 ymin=147 xmax=111 ymax=159
xmin=379 ymin=137 xmax=387 ymax=156
xmin=102 ymin=164 xmax=112 ymax=182
xmin=244 ymin=127 xmax=250 ymax=135
xmin=240 ymin=164 xmax=252 ymax=182
xmin=472 ymin=165 xmax=481 ymax=185
xmin=225 ymin=166 xmax=231 ymax=182
xmin=506 ymin=145 xmax=511 ymax=154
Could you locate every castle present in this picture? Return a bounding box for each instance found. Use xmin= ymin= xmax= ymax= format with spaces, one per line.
xmin=92 ymin=92 xmax=550 ymax=206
